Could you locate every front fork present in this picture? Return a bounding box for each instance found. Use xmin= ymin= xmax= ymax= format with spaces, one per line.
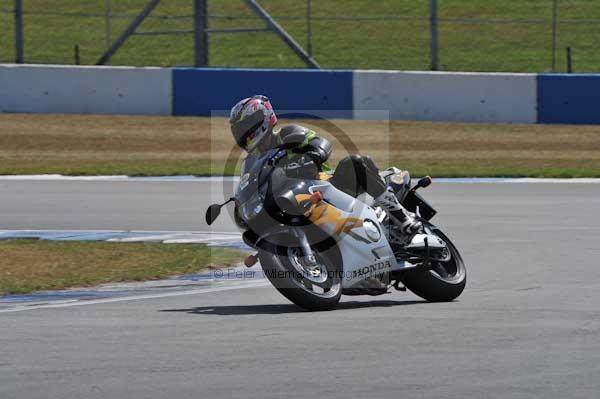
xmin=292 ymin=227 xmax=318 ymax=267
xmin=247 ymin=226 xmax=317 ymax=268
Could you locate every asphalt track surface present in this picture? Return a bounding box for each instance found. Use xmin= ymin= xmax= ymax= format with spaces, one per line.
xmin=2 ymin=179 xmax=600 ymax=398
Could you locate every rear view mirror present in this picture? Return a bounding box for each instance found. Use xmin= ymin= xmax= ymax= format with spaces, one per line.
xmin=205 ymin=204 xmax=222 ymax=225
xmin=416 ymin=176 xmax=432 ymax=189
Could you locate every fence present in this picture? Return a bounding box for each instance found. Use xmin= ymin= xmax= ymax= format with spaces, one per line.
xmin=1 ymin=0 xmax=599 ymax=73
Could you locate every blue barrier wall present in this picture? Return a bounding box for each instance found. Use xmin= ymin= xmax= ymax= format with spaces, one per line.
xmin=3 ymin=64 xmax=600 ymax=124
xmin=172 ymin=68 xmax=353 ymax=118
xmin=538 ymin=74 xmax=600 ymax=124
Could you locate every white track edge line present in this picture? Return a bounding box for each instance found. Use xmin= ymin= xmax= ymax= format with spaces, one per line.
xmin=0 ymin=280 xmax=270 ymax=313
xmin=2 ymin=175 xmax=600 ymax=183
xmin=0 ymin=229 xmax=240 ymax=235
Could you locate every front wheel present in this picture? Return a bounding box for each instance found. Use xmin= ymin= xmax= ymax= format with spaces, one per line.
xmin=401 ymin=224 xmax=466 ymax=302
xmin=258 ymin=236 xmax=342 ymax=311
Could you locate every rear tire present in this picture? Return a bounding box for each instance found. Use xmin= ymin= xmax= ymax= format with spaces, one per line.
xmin=401 ymin=226 xmax=466 ymax=302
xmin=258 ymin=237 xmax=342 ymax=311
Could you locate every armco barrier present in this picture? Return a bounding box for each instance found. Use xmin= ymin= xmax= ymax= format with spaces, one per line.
xmin=353 ymin=71 xmax=537 ymax=123
xmin=0 ymin=64 xmax=172 ymax=115
xmin=537 ymin=74 xmax=600 ymax=124
xmin=2 ymin=64 xmax=600 ymax=125
xmin=172 ymin=68 xmax=353 ymax=118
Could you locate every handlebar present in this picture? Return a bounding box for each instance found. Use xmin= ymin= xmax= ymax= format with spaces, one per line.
xmin=257 ymin=147 xmax=287 ymax=187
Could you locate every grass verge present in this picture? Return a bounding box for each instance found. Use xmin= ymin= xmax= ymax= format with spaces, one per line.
xmin=0 ymin=239 xmax=247 ymax=296
xmin=1 ymin=1 xmax=598 ymax=72
xmin=2 ymin=113 xmax=600 ymax=177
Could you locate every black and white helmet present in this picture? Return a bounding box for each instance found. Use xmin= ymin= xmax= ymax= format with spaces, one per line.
xmin=229 ymin=95 xmax=278 ymax=152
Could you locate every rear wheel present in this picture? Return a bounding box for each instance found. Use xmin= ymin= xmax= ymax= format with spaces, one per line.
xmin=258 ymin=236 xmax=342 ymax=311
xmin=401 ymin=225 xmax=466 ymax=302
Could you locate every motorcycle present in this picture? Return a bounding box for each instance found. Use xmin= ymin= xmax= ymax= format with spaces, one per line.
xmin=206 ymin=147 xmax=466 ymax=311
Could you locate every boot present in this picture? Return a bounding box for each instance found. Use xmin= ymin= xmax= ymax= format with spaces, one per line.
xmin=374 ymin=187 xmax=422 ymax=238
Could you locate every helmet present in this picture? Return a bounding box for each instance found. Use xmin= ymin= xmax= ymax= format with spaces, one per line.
xmin=229 ymin=95 xmax=277 ymax=152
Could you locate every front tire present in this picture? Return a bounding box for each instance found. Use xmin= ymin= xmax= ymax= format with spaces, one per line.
xmin=258 ymin=237 xmax=342 ymax=311
xmin=401 ymin=225 xmax=466 ymax=302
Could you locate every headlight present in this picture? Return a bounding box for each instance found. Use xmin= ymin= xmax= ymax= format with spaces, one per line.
xmin=240 ymin=196 xmax=264 ymax=221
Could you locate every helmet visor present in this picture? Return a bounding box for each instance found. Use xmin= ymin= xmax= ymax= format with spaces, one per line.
xmin=231 ymin=109 xmax=265 ymax=150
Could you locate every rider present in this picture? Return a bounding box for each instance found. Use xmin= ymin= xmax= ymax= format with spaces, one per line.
xmin=229 ymin=95 xmax=422 ymax=239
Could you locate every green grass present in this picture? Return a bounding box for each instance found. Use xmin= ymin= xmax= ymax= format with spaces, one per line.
xmin=2 ymin=113 xmax=600 ymax=178
xmin=0 ymin=239 xmax=247 ymax=295
xmin=1 ymin=1 xmax=599 ymax=72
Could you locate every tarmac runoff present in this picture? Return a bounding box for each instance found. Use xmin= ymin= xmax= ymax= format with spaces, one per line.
xmin=2 ymin=175 xmax=599 ymax=310
xmin=3 ymin=176 xmax=600 ymax=398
